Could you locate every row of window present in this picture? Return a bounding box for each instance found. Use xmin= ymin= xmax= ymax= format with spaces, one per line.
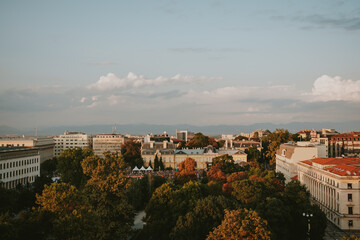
xmin=0 ymin=158 xmax=39 ymax=170
xmin=0 ymin=144 xmax=26 ymax=147
xmin=0 ymin=166 xmax=39 ymax=179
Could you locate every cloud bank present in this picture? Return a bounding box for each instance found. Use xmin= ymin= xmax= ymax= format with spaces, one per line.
xmin=87 ymin=72 xmax=219 ymax=91
xmin=307 ymin=75 xmax=360 ymax=102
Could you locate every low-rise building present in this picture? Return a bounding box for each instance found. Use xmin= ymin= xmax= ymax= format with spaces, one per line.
xmin=330 ymin=132 xmax=360 ymax=157
xmin=276 ymin=141 xmax=328 ymax=183
xmin=298 ymin=158 xmax=360 ymax=230
xmin=0 ymin=147 xmax=40 ymax=189
xmin=53 ymin=131 xmax=90 ymax=157
xmin=0 ymin=136 xmax=55 ymax=163
xmin=141 ymin=142 xmax=247 ymax=170
xmin=92 ymin=134 xmax=128 ymax=158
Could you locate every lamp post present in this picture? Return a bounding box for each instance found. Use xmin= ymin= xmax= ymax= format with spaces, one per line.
xmin=303 ymin=212 xmax=313 ymax=240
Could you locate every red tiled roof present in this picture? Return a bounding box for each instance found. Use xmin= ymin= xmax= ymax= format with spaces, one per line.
xmin=305 ymin=158 xmax=360 ymax=166
xmin=302 ymin=160 xmax=313 ymax=166
xmin=324 ymin=165 xmax=360 ymax=176
xmin=291 ymin=175 xmax=298 ymax=180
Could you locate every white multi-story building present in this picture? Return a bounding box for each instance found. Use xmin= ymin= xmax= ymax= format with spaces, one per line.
xmin=276 ymin=141 xmax=328 ymax=183
xmin=0 ymin=136 xmax=55 ymax=163
xmin=92 ymin=134 xmax=127 ymax=158
xmin=298 ymin=157 xmax=360 ymax=230
xmin=53 ymin=131 xmax=89 ymax=157
xmin=0 ymin=147 xmax=40 ymax=189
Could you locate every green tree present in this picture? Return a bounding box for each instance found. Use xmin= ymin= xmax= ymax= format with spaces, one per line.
xmin=57 ymin=147 xmax=93 ymax=189
xmin=212 ymin=154 xmax=240 ymax=174
xmin=262 ymin=129 xmax=292 ymax=167
xmin=154 ymin=154 xmax=160 ymax=171
xmin=170 ymin=195 xmax=236 ymax=240
xmin=186 ymin=133 xmax=210 ymax=148
xmin=159 ymin=157 xmax=165 ymax=170
xmin=121 ymin=139 xmax=143 ymax=168
xmin=245 ymin=146 xmax=261 ymax=166
xmin=81 ymin=151 xmax=128 ymax=196
xmin=206 ymin=209 xmax=271 ymax=240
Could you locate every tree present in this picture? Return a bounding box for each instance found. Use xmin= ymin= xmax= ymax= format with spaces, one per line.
xmin=121 ymin=139 xmax=143 ymax=168
xmin=176 ymin=158 xmax=197 ymax=184
xmin=81 ymin=151 xmax=128 ymax=196
xmin=57 ymin=147 xmax=93 ymax=189
xmin=154 ymin=154 xmax=160 ymax=171
xmin=231 ymin=179 xmax=267 ymax=207
xmin=207 ymin=164 xmax=226 ymax=182
xmin=159 ymin=157 xmax=165 ymax=170
xmin=245 ymin=146 xmax=261 ymax=167
xmin=262 ymin=129 xmax=292 ymax=167
xmin=186 ymin=133 xmax=210 ymax=148
xmin=212 ymin=154 xmax=240 ymax=174
xmin=170 ymin=195 xmax=236 ymax=240
xmin=206 ymin=209 xmax=271 ymax=240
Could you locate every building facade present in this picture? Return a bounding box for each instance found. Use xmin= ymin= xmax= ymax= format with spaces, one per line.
xmin=141 ymin=142 xmax=247 ymax=170
xmin=92 ymin=134 xmax=127 ymax=158
xmin=0 ymin=137 xmax=55 ymax=163
xmin=53 ymin=131 xmax=90 ymax=157
xmin=330 ymin=132 xmax=360 ymax=157
xmin=298 ymin=158 xmax=360 ymax=230
xmin=276 ymin=141 xmax=328 ymax=183
xmin=0 ymin=147 xmax=40 ymax=189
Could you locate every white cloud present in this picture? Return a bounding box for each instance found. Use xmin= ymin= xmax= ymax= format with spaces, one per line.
xmin=80 ymin=97 xmax=87 ymax=103
xmin=306 ymin=75 xmax=360 ymax=102
xmin=87 ymin=72 xmax=219 ymax=91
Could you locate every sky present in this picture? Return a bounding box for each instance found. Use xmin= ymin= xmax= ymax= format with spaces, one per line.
xmin=0 ymin=0 xmax=360 ymax=129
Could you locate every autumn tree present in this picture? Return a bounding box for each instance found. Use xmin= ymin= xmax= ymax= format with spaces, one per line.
xmin=206 ymin=209 xmax=271 ymax=240
xmin=212 ymin=154 xmax=240 ymax=174
xmin=262 ymin=129 xmax=292 ymax=167
xmin=207 ymin=164 xmax=226 ymax=182
xmin=170 ymin=195 xmax=237 ymax=240
xmin=176 ymin=157 xmax=197 ymax=184
xmin=57 ymin=147 xmax=93 ymax=189
xmin=81 ymin=151 xmax=128 ymax=196
xmin=121 ymin=139 xmax=143 ymax=168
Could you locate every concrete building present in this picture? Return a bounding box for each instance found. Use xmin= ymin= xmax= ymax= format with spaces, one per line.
xmin=53 ymin=131 xmax=89 ymax=157
xmin=0 ymin=136 xmax=55 ymax=163
xmin=298 ymin=158 xmax=360 ymax=230
xmin=276 ymin=141 xmax=328 ymax=183
xmin=330 ymin=132 xmax=360 ymax=157
xmin=0 ymin=147 xmax=40 ymax=189
xmin=92 ymin=134 xmax=128 ymax=158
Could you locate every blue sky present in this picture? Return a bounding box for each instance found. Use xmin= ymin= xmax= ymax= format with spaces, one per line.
xmin=1 ymin=0 xmax=360 ymax=129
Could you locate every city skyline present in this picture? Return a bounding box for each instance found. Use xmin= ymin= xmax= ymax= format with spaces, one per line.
xmin=1 ymin=0 xmax=360 ymax=128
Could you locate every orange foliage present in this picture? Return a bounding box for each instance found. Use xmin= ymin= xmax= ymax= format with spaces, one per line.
xmin=207 ymin=163 xmax=226 ymax=182
xmin=176 ymin=157 xmax=197 ymax=184
xmin=222 ymin=182 xmax=233 ymax=196
xmin=249 ymin=175 xmax=266 ymax=182
xmin=227 ymin=171 xmax=247 ymax=183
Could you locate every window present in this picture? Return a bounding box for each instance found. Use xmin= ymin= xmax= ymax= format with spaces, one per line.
xmin=348 ymin=207 xmax=353 ymax=215
xmin=349 ymin=220 xmax=353 ymax=227
xmin=348 ymin=194 xmax=353 ymax=202
xmin=348 ymin=183 xmax=352 ymax=189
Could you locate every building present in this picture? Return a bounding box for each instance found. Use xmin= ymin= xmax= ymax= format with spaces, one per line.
xmin=53 ymin=131 xmax=90 ymax=157
xmin=224 ymin=140 xmax=261 ymax=151
xmin=0 ymin=147 xmax=40 ymax=189
xmin=92 ymin=134 xmax=128 ymax=158
xmin=0 ymin=136 xmax=55 ymax=163
xmin=298 ymin=158 xmax=360 ymax=230
xmin=330 ymin=132 xmax=360 ymax=157
xmin=141 ymin=143 xmax=247 ymax=170
xmin=276 ymin=141 xmax=328 ymax=183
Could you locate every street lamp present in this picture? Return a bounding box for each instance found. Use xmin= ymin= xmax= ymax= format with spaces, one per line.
xmin=303 ymin=212 xmax=313 ymax=240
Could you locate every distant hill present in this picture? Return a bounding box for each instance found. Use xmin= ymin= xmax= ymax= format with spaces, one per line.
xmin=0 ymin=121 xmax=359 ymax=136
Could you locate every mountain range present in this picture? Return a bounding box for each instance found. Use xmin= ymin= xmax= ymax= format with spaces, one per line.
xmin=1 ymin=121 xmax=359 ymax=136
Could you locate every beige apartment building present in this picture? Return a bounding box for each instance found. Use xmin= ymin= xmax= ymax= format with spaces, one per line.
xmin=0 ymin=147 xmax=40 ymax=189
xmin=0 ymin=136 xmax=55 ymax=163
xmin=298 ymin=158 xmax=360 ymax=230
xmin=92 ymin=134 xmax=128 ymax=158
xmin=276 ymin=141 xmax=328 ymax=183
xmin=53 ymin=131 xmax=89 ymax=156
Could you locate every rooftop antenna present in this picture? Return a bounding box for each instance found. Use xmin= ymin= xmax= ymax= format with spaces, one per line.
xmin=112 ymin=124 xmax=117 ymax=134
